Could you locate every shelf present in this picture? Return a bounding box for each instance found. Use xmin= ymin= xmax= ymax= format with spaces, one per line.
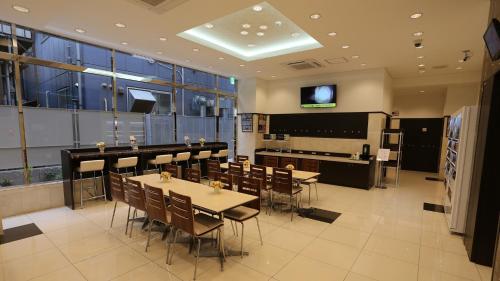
xmin=382 ymin=144 xmax=401 ymax=151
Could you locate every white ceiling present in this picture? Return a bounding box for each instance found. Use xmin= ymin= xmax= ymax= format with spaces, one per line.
xmin=0 ymin=0 xmax=491 ymax=81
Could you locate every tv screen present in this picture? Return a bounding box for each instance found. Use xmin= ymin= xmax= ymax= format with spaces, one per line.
xmin=484 ymin=18 xmax=500 ymax=61
xmin=301 ymin=85 xmax=337 ymax=108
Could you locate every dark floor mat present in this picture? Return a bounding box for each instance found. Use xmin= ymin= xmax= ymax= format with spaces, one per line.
xmin=423 ymin=202 xmax=445 ymax=213
xmin=297 ymin=208 xmax=341 ymax=223
xmin=425 ymin=177 xmax=444 ymax=182
xmin=0 ymin=223 xmax=43 ymax=244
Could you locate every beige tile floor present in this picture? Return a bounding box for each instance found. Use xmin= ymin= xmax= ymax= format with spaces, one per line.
xmin=0 ymin=171 xmax=493 ymax=281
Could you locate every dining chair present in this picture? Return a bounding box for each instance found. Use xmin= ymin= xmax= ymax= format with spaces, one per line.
xmin=113 ymin=156 xmax=138 ymax=176
xmin=109 ymin=172 xmax=128 ymax=229
xmin=211 ymin=149 xmax=228 ymax=162
xmin=300 ymin=159 xmax=320 ymax=204
xmin=228 ymin=162 xmax=244 ymax=184
xmin=215 ymin=172 xmax=233 ymax=190
xmin=144 ymin=184 xmax=171 ymax=252
xmin=167 ymin=190 xmax=224 ymax=280
xmin=272 ymin=168 xmax=302 ymax=221
xmin=224 ymin=177 xmax=263 ymax=257
xmin=125 ymin=178 xmax=147 ymax=237
xmin=250 ymin=164 xmax=271 ymax=214
xmin=74 ymin=159 xmax=107 ymax=208
xmin=185 ymin=168 xmax=201 ymax=183
xmin=206 ymin=159 xmax=220 ymax=183
xmin=236 ymin=155 xmax=249 ymax=164
xmin=147 ymin=154 xmax=173 ymax=173
xmin=164 ymin=164 xmax=179 ymax=178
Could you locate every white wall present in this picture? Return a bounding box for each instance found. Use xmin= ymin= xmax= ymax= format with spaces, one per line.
xmin=443 ymin=83 xmax=480 ymax=116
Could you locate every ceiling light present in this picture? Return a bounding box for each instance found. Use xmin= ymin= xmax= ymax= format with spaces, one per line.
xmin=12 ymin=5 xmax=29 ymax=13
xmin=456 ymin=66 xmax=463 ymax=70
xmin=252 ymin=5 xmax=263 ymax=12
xmin=341 ymin=45 xmax=350 ymax=49
xmin=291 ymin=32 xmax=300 ymax=37
xmin=205 ymin=23 xmax=214 ymax=29
xmin=193 ymin=48 xmax=199 ymax=52
xmin=242 ymin=23 xmax=251 ymax=29
xmin=121 ymin=42 xmax=128 ymax=45
xmin=351 ymin=55 xmax=360 ymax=59
xmin=218 ymin=57 xmax=224 ymax=60
xmin=416 ymin=44 xmax=424 ymax=49
xmin=274 ymin=21 xmax=282 ymax=26
xmin=115 ymin=23 xmax=126 ymax=28
xmin=240 ymin=30 xmax=249 ymax=35
xmin=247 ymin=44 xmax=256 ymax=47
xmin=271 ymin=75 xmax=277 ymax=78
xmin=240 ymin=64 xmax=245 ymax=67
xmin=410 ymin=12 xmax=423 ymax=19
xmin=256 ymin=70 xmax=261 ymax=73
xmin=417 ymin=55 xmax=424 ymax=59
xmin=419 ymin=90 xmax=425 ymax=93
xmin=419 ymin=70 xmax=426 ymax=73
xmin=156 ymin=51 xmax=163 ymax=55
xmin=458 ymin=59 xmax=464 ymax=63
xmin=159 ymin=37 xmax=167 ymax=41
xmin=418 ymin=63 xmax=425 ymax=67
xmin=310 ymin=13 xmax=321 ymax=20
xmin=361 ymin=63 xmax=367 ymax=66
xmin=413 ymin=31 xmax=423 ymax=37
xmin=75 ymin=28 xmax=86 ymax=33
xmin=256 ymin=32 xmax=265 ymax=37
xmin=259 ymin=25 xmax=268 ymax=30
xmin=328 ymin=32 xmax=337 ymax=37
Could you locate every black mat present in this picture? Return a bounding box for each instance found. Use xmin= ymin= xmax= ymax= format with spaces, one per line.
xmin=297 ymin=208 xmax=341 ymax=223
xmin=0 ymin=223 xmax=43 ymax=244
xmin=425 ymin=177 xmax=444 ymax=182
xmin=423 ymin=203 xmax=445 ymax=213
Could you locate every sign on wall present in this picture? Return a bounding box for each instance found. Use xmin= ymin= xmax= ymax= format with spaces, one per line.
xmin=241 ymin=113 xmax=253 ymax=132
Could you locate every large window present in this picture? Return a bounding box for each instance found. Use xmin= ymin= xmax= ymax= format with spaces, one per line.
xmin=219 ymin=96 xmax=236 ymax=159
xmin=176 ymin=90 xmax=216 ymax=143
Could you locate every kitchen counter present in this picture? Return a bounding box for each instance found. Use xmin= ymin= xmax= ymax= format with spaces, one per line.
xmin=255 ymin=151 xmax=371 ymax=165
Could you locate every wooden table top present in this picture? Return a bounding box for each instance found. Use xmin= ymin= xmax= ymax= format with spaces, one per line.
xmin=129 ymin=174 xmax=257 ymax=214
xmin=219 ymin=163 xmax=320 ymax=181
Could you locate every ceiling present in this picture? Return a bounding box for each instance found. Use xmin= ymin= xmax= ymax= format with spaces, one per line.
xmin=0 ymin=0 xmax=491 ymax=81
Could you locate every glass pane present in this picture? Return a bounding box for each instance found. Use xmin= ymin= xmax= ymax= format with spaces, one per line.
xmin=218 ymin=76 xmax=237 ymax=94
xmin=0 ymin=21 xmax=13 ymax=53
xmin=115 ymin=51 xmax=172 ymax=82
xmin=116 ymin=79 xmax=172 ymax=113
xmin=145 ymin=114 xmax=175 ymax=145
xmin=117 ymin=112 xmax=145 ymax=146
xmin=0 ymin=105 xmax=24 ymax=187
xmin=78 ymin=110 xmax=115 ymax=147
xmin=176 ymin=115 xmax=216 ymax=143
xmin=16 ymin=27 xmax=112 ymax=71
xmin=181 ymin=67 xmax=215 ymax=89
xmin=0 ymin=59 xmax=16 ymax=105
xmin=219 ymin=97 xmax=235 ymax=159
xmin=179 ymin=90 xmax=216 ymax=117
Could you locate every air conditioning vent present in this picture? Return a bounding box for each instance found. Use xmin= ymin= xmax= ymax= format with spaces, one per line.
xmin=325 ymin=57 xmax=348 ymax=64
xmin=282 ymin=59 xmax=324 ymax=71
xmin=130 ymin=0 xmax=189 ymax=13
xmin=432 ymin=65 xmax=448 ymax=69
xmin=140 ymin=0 xmax=167 ymax=6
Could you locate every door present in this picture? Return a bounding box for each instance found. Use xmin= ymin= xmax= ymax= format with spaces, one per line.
xmin=400 ymin=118 xmax=444 ymax=172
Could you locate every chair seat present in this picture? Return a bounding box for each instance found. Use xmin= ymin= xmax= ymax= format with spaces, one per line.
xmin=303 ymin=178 xmax=318 ymax=184
xmin=292 ymin=186 xmax=303 ymax=195
xmin=193 ymin=213 xmax=224 ymax=236
xmin=148 ymin=159 xmax=159 ymax=165
xmin=224 ymin=206 xmax=259 ymax=221
xmin=192 ymin=155 xmax=209 ymax=160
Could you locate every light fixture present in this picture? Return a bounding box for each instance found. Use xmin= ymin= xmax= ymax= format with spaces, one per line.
xmin=417 ymin=55 xmax=424 ymax=59
xmin=247 ymin=44 xmax=256 ymax=47
xmin=156 ymin=51 xmax=163 ymax=55
xmin=419 ymin=90 xmax=425 ymax=93
xmin=328 ymin=32 xmax=337 ymax=37
xmin=361 ymin=63 xmax=367 ymax=66
xmin=121 ymin=42 xmax=128 ymax=45
xmin=416 ymin=44 xmax=424 ymax=49
xmin=271 ymin=75 xmax=277 ymax=78
xmin=274 ymin=21 xmax=282 ymax=26
xmin=253 ymin=5 xmax=263 ymax=12
xmin=205 ymin=23 xmax=214 ymax=29
xmin=310 ymin=13 xmax=321 ymax=20
xmin=351 ymin=55 xmax=360 ymax=59
xmin=418 ymin=63 xmax=425 ymax=67
xmin=218 ymin=57 xmax=224 ymax=60
xmin=115 ymin=23 xmax=126 ymax=28
xmin=259 ymin=25 xmax=268 ymax=30
xmin=242 ymin=23 xmax=251 ymax=29
xmin=240 ymin=30 xmax=249 ymax=36
xmin=12 ymin=5 xmax=29 ymax=13
xmin=458 ymin=59 xmax=464 ymax=63
xmin=291 ymin=32 xmax=300 ymax=37
xmin=75 ymin=28 xmax=86 ymax=33
xmin=256 ymin=70 xmax=262 ymax=73
xmin=413 ymin=31 xmax=423 ymax=37
xmin=341 ymin=45 xmax=350 ymax=49
xmin=456 ymin=66 xmax=463 ymax=70
xmin=419 ymin=69 xmax=426 ymax=73
xmin=239 ymin=64 xmax=245 ymax=67
xmin=159 ymin=37 xmax=167 ymax=41
xmin=193 ymin=48 xmax=199 ymax=52
xmin=257 ymin=32 xmax=265 ymax=37
xmin=410 ymin=12 xmax=423 ymax=19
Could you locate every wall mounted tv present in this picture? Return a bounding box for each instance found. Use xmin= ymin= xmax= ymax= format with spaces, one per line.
xmin=483 ymin=18 xmax=500 ymax=61
xmin=300 ymin=85 xmax=337 ymax=108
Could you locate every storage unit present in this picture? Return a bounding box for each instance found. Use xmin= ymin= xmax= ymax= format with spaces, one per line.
xmin=443 ymin=106 xmax=478 ymax=234
xmin=380 ymin=129 xmax=403 ymax=187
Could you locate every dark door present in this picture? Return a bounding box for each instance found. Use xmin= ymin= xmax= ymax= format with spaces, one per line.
xmin=399 ymin=118 xmax=444 ymax=172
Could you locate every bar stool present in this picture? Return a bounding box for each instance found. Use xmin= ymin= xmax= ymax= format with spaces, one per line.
xmin=147 ymin=154 xmax=173 ymax=173
xmin=191 ymin=150 xmax=211 ymax=176
xmin=113 ymin=156 xmax=138 ymax=176
xmin=211 ymin=149 xmax=228 ymax=162
xmin=172 ymin=152 xmax=191 ymax=168
xmin=75 ymin=160 xmax=107 ymax=209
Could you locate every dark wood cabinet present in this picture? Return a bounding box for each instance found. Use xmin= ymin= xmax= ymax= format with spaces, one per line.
xmin=279 ymin=157 xmax=298 ymax=168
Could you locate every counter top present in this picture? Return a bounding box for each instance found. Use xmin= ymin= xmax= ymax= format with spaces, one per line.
xmin=255 ymin=151 xmax=371 ymax=165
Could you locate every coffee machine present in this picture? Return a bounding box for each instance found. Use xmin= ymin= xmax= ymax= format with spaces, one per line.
xmin=361 ymin=144 xmax=370 ymax=160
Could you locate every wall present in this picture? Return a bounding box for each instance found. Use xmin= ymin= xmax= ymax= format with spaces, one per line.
xmin=393 ymin=92 xmax=446 ymax=118
xmin=443 ymin=83 xmax=481 ymax=115
xmin=0 ymin=182 xmax=64 ymax=217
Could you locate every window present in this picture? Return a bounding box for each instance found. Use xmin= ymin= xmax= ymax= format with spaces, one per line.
xmin=0 ymin=22 xmax=13 ymax=53
xmin=176 ymin=90 xmax=216 ymax=143
xmin=217 ymin=76 xmax=237 ymax=94
xmin=115 ymin=51 xmax=172 ymax=82
xmin=219 ymin=96 xmax=236 ymax=159
xmin=181 ymin=67 xmax=215 ymax=89
xmin=0 ymin=60 xmax=16 ymax=105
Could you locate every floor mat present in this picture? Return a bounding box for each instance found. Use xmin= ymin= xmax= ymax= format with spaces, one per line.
xmin=0 ymin=223 xmax=43 ymax=244
xmin=297 ymin=208 xmax=341 ymax=223
xmin=423 ymin=202 xmax=445 ymax=213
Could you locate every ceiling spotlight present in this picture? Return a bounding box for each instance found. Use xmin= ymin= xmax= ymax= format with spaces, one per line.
xmin=456 ymin=66 xmax=463 ymax=70
xmin=274 ymin=21 xmax=282 ymax=26
xmin=291 ymin=32 xmax=300 ymax=37
xmin=271 ymin=75 xmax=277 ymax=78
xmin=419 ymin=90 xmax=425 ymax=93
xmin=410 ymin=12 xmax=423 ymax=19
xmin=193 ymin=48 xmax=199 ymax=52
xmin=417 ymin=55 xmax=424 ymax=59
xmin=75 ymin=28 xmax=86 ymax=33
xmin=259 ymin=25 xmax=268 ymax=30
xmin=252 ymin=5 xmax=263 ymax=12
xmin=418 ymin=63 xmax=425 ymax=67
xmin=256 ymin=32 xmax=265 ymax=37
xmin=328 ymin=32 xmax=337 ymax=37
xmin=351 ymin=55 xmax=360 ymax=59
xmin=205 ymin=23 xmax=214 ymax=29
xmin=242 ymin=23 xmax=251 ymax=29
xmin=341 ymin=45 xmax=350 ymax=49
xmin=159 ymin=37 xmax=167 ymax=41
xmin=115 ymin=23 xmax=126 ymax=28
xmin=310 ymin=13 xmax=321 ymax=20
xmin=156 ymin=51 xmax=163 ymax=55
xmin=12 ymin=5 xmax=29 ymax=13
xmin=218 ymin=57 xmax=224 ymax=60
xmin=240 ymin=30 xmax=249 ymax=35
xmin=361 ymin=63 xmax=367 ymax=66
xmin=413 ymin=31 xmax=423 ymax=37
xmin=419 ymin=70 xmax=426 ymax=73
xmin=121 ymin=42 xmax=128 ymax=45
xmin=240 ymin=64 xmax=245 ymax=67
xmin=416 ymin=44 xmax=424 ymax=49
xmin=256 ymin=70 xmax=261 ymax=73
xmin=248 ymin=44 xmax=256 ymax=47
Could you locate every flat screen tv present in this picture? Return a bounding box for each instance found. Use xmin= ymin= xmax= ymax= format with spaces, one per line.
xmin=300 ymin=85 xmax=337 ymax=108
xmin=484 ymin=18 xmax=500 ymax=61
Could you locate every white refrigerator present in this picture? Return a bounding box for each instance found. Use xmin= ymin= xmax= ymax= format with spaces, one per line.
xmin=444 ymin=106 xmax=478 ymax=234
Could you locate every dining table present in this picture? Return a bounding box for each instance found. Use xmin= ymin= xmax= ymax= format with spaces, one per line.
xmin=219 ymin=162 xmax=320 ymax=182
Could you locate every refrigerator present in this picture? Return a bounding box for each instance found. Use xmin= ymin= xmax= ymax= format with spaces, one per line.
xmin=443 ymin=106 xmax=478 ymax=234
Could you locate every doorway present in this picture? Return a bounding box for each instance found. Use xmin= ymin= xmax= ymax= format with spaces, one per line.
xmin=399 ymin=118 xmax=444 ymax=173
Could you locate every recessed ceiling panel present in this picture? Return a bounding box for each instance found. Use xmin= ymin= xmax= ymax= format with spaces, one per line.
xmin=177 ymin=1 xmax=323 ymax=61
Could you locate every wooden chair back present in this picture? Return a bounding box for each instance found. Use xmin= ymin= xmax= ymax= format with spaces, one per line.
xmin=300 ymin=158 xmax=320 ymax=172
xmin=272 ymin=168 xmax=293 ymax=195
xmin=169 ymin=190 xmax=195 ymax=236
xmin=109 ymin=172 xmax=126 ymax=203
xmin=236 ymin=155 xmax=249 ymax=163
xmin=250 ymin=164 xmax=267 ymax=190
xmin=207 ymin=160 xmax=220 ymax=181
xmin=125 ymin=178 xmax=146 ymax=211
xmin=238 ymin=177 xmax=261 ymax=211
xmin=144 ymin=184 xmax=169 ymax=224
xmin=216 ymin=172 xmax=233 ymax=190
xmin=164 ymin=164 xmax=179 ymax=178
xmin=228 ymin=162 xmax=243 ymax=183
xmin=185 ymin=168 xmax=201 ymax=183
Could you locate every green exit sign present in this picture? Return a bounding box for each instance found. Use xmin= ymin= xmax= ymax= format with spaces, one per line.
xmin=229 ymin=77 xmax=236 ymax=85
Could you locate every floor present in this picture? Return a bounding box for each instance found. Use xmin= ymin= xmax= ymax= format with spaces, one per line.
xmin=0 ymin=171 xmax=494 ymax=281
